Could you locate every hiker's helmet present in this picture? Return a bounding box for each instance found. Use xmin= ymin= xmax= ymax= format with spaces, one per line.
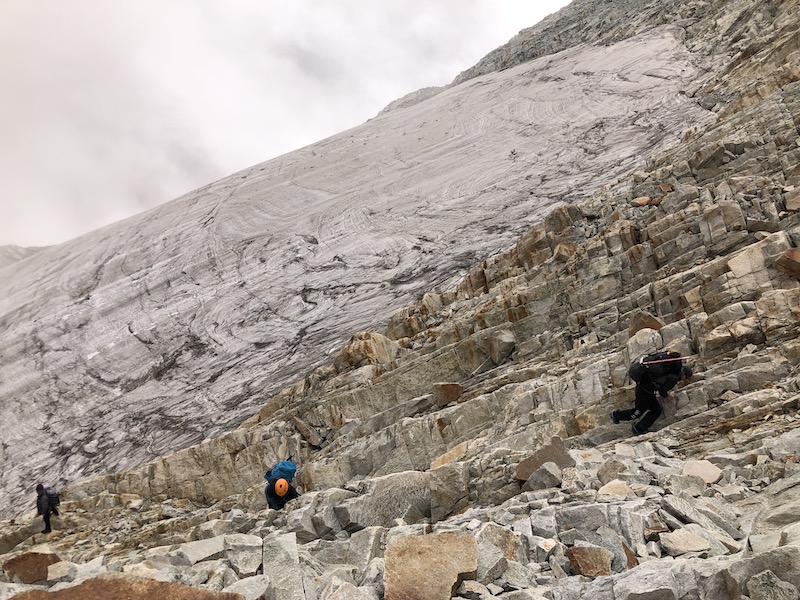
xmin=275 ymin=478 xmax=289 ymax=497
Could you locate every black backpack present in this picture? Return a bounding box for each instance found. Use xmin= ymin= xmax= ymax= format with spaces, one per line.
xmin=629 ymin=351 xmax=681 ymax=383
xmin=45 ymin=487 xmax=61 ymax=507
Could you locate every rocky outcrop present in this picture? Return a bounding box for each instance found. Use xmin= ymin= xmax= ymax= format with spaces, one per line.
xmin=453 ymin=0 xmax=792 ymax=90
xmin=2 ymin=0 xmax=800 ymax=598
xmin=1 ymin=429 xmax=799 ymax=599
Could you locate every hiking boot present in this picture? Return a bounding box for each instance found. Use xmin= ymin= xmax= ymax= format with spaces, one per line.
xmin=41 ymin=529 xmax=51 ymax=534
xmin=631 ymin=423 xmax=645 ymax=436
xmin=610 ymin=411 xmax=620 ymax=424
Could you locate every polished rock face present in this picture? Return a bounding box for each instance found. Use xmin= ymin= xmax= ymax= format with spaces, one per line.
xmin=0 ymin=27 xmax=713 ymax=517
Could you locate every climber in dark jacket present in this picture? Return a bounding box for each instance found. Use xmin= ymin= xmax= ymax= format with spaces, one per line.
xmin=35 ymin=483 xmax=59 ymax=534
xmin=612 ymin=360 xmax=692 ymax=435
xmin=265 ymin=477 xmax=300 ymax=510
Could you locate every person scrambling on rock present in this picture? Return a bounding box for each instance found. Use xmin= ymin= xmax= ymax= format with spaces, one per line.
xmin=264 ymin=460 xmax=300 ymax=510
xmin=265 ymin=477 xmax=299 ymax=510
xmin=35 ymin=483 xmax=60 ymax=534
xmin=611 ymin=351 xmax=692 ymax=435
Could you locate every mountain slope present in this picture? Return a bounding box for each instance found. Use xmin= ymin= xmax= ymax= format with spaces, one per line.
xmin=0 ymin=25 xmax=713 ymax=517
xmin=1 ymin=0 xmax=800 ymax=598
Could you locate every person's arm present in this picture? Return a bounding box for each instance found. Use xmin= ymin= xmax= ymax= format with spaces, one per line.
xmin=657 ymin=374 xmax=680 ymax=397
xmin=264 ymin=482 xmax=279 ymax=510
xmin=287 ymin=484 xmax=300 ymax=501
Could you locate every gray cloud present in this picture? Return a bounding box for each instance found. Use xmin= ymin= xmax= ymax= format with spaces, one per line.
xmin=0 ymin=0 xmax=570 ymax=247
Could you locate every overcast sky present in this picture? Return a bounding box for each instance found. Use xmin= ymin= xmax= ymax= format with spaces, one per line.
xmin=0 ymin=1 xmax=571 ymax=248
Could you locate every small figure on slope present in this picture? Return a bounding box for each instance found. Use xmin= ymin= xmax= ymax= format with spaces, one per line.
xmin=612 ymin=351 xmax=692 ymax=435
xmin=35 ymin=483 xmax=60 ymax=534
xmin=264 ymin=459 xmax=300 ymax=510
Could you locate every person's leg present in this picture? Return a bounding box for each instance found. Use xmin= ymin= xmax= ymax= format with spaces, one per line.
xmin=42 ymin=512 xmax=51 ymax=533
xmin=615 ymin=384 xmax=649 ymax=422
xmin=614 ymin=407 xmax=637 ymax=421
xmin=634 ymin=389 xmax=662 ymax=432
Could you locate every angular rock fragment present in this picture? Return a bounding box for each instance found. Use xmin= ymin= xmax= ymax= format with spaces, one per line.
xmin=659 ymin=528 xmax=712 ymax=556
xmin=746 ymin=569 xmax=800 ymax=600
xmin=384 ymin=533 xmax=478 ymax=600
xmin=566 ymin=544 xmax=612 ymax=577
xmin=515 ymin=437 xmax=575 ymax=482
xmin=3 ymin=550 xmax=61 ymax=585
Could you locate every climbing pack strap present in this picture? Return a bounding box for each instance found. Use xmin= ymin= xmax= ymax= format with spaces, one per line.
xmin=629 ymin=351 xmax=684 ymax=383
xmin=640 ymin=355 xmax=685 ymax=365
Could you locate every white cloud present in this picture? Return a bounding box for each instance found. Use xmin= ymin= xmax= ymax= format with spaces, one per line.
xmin=0 ymin=0 xmax=570 ymax=247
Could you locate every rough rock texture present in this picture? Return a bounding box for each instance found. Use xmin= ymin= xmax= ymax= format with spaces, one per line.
xmin=2 ymin=0 xmax=800 ymax=599
xmin=6 ymin=575 xmax=244 ymax=599
xmin=384 ymin=533 xmax=478 ymax=600
xmin=2 ymin=550 xmax=60 ymax=585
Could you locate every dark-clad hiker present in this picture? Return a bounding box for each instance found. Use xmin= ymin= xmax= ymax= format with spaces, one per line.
xmin=35 ymin=483 xmax=60 ymax=534
xmin=612 ymin=352 xmax=692 ymax=435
